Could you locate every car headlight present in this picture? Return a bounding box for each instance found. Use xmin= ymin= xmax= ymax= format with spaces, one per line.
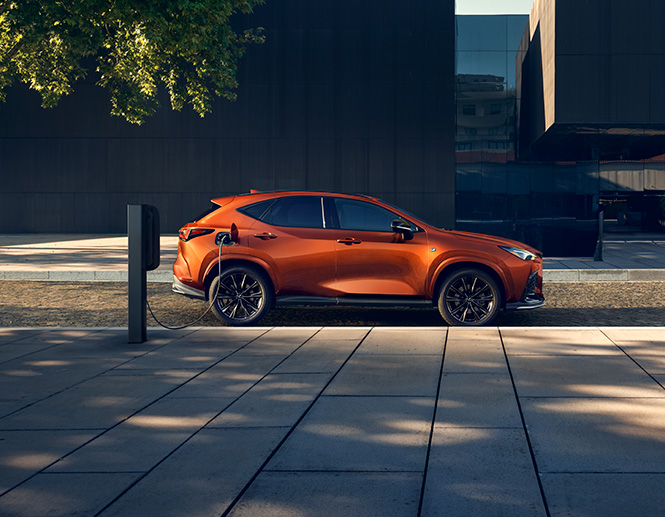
xmin=499 ymin=246 xmax=537 ymax=261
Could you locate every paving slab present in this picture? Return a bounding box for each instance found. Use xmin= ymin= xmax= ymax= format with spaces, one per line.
xmin=541 ymin=473 xmax=665 ymax=517
xmin=0 ymin=472 xmax=142 ymax=517
xmin=324 ymin=354 xmax=442 ymax=396
xmin=229 ymin=471 xmax=422 ymax=517
xmin=606 ymin=342 xmax=665 ymax=375
xmin=507 ymin=354 xmax=665 ymax=398
xmin=421 ymin=428 xmax=545 ymax=516
xmin=521 ymin=397 xmax=665 ymax=473
xmin=100 ymin=427 xmax=287 ymax=517
xmin=266 ymin=396 xmax=434 ymax=472
xmin=436 ymin=374 xmax=522 ymax=428
xmin=0 ymin=372 xmax=181 ymax=430
xmin=239 ymin=328 xmax=322 ymax=355
xmin=0 ymin=328 xmax=50 ymax=345
xmin=355 ymin=327 xmax=446 ymax=355
xmin=0 ymin=429 xmax=99 ymax=494
xmin=600 ymin=327 xmax=665 ymax=343
xmin=206 ymin=372 xmax=332 ymax=428
xmin=444 ymin=327 xmax=506 ymax=372
xmin=47 ymin=396 xmax=223 ymax=473
xmin=270 ymin=339 xmax=362 ymax=374
xmin=500 ymin=327 xmax=619 ymax=355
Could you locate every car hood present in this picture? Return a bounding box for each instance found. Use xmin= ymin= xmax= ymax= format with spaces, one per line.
xmin=439 ymin=230 xmax=543 ymax=256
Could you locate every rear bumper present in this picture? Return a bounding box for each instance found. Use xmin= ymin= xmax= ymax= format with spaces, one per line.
xmin=172 ymin=275 xmax=206 ymax=300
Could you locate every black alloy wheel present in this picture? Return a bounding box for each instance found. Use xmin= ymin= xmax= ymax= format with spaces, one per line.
xmin=209 ymin=265 xmax=273 ymax=326
xmin=438 ymin=268 xmax=501 ymax=326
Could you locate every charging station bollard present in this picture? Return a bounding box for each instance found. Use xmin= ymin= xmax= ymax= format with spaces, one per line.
xmin=128 ymin=204 xmax=160 ymax=343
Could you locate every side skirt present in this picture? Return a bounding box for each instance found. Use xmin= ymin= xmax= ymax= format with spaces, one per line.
xmin=275 ymin=296 xmax=432 ymax=308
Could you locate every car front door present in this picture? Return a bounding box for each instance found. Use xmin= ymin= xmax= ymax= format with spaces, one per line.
xmin=330 ymin=197 xmax=430 ymax=297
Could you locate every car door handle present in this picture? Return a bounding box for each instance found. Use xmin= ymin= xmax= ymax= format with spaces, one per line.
xmin=253 ymin=232 xmax=277 ymax=240
xmin=337 ymin=238 xmax=362 ymax=245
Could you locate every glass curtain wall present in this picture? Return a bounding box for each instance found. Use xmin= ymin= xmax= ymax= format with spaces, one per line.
xmin=455 ymin=15 xmax=598 ymax=256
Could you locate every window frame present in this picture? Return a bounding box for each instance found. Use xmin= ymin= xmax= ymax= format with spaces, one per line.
xmin=238 ymin=196 xmax=326 ymax=229
xmin=328 ymin=196 xmax=421 ymax=233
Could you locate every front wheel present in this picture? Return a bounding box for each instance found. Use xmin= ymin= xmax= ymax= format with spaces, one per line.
xmin=208 ymin=266 xmax=273 ymax=326
xmin=437 ymin=269 xmax=501 ymax=326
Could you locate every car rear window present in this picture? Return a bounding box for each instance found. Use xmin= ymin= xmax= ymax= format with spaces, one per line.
xmin=237 ymin=199 xmax=275 ymax=221
xmin=240 ymin=196 xmax=324 ymax=228
xmin=190 ymin=204 xmax=220 ymax=223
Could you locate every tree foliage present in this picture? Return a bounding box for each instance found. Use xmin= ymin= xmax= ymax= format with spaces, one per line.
xmin=0 ymin=0 xmax=265 ymax=124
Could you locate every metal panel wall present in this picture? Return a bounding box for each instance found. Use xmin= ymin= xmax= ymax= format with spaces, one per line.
xmin=0 ymin=0 xmax=456 ymax=233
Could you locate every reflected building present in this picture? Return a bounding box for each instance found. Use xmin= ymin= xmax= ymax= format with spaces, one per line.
xmin=456 ymin=3 xmax=665 ymax=256
xmin=456 ymin=74 xmax=516 ymax=164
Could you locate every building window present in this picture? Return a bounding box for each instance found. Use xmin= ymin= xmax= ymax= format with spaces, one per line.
xmin=465 ymin=128 xmax=477 ymax=136
xmin=462 ymin=104 xmax=476 ymax=115
xmin=490 ymin=103 xmax=502 ymax=115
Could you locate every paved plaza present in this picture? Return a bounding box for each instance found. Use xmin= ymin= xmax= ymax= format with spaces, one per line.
xmin=1 ymin=326 xmax=664 ymax=516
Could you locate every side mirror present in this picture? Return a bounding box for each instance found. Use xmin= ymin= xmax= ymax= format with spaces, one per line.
xmin=391 ymin=219 xmax=414 ymax=241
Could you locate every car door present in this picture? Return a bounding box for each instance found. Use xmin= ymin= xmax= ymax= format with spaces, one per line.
xmin=331 ymin=197 xmax=430 ymax=296
xmin=245 ymin=195 xmax=337 ymax=297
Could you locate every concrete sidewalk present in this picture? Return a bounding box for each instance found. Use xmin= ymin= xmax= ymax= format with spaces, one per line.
xmin=0 ymin=326 xmax=664 ymax=516
xmin=0 ymin=233 xmax=664 ymax=282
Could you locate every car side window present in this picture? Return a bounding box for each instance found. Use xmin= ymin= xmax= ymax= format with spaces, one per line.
xmin=334 ymin=198 xmax=405 ymax=232
xmin=237 ymin=199 xmax=275 ymax=221
xmin=263 ymin=196 xmax=324 ymax=228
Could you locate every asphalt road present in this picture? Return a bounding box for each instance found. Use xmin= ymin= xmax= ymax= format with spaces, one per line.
xmin=1 ymin=281 xmax=664 ymax=328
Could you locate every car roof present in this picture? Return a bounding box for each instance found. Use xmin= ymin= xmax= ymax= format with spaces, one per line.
xmin=211 ymin=190 xmax=378 ymax=206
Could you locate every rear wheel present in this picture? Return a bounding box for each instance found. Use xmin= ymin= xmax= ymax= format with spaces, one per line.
xmin=437 ymin=269 xmax=501 ymax=326
xmin=209 ymin=266 xmax=273 ymax=326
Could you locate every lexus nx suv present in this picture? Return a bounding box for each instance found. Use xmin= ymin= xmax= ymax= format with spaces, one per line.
xmin=173 ymin=190 xmax=545 ymax=326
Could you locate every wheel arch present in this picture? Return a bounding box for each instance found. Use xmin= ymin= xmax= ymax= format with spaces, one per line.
xmin=203 ymin=258 xmax=276 ymax=303
xmin=431 ymin=261 xmax=507 ymax=309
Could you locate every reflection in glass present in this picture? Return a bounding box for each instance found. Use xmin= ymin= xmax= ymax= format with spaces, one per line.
xmin=456 ymin=76 xmax=516 ymax=164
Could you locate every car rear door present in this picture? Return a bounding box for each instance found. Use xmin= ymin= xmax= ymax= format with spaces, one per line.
xmin=245 ymin=195 xmax=337 ymax=297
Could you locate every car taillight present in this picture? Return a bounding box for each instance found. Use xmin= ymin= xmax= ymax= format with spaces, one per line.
xmin=179 ymin=228 xmax=214 ymax=242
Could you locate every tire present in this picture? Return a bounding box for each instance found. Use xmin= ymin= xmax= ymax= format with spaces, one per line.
xmin=208 ymin=265 xmax=273 ymax=326
xmin=437 ymin=268 xmax=501 ymax=326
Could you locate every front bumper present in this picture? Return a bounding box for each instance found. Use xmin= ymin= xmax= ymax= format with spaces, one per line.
xmin=505 ymin=269 xmax=545 ymax=311
xmin=505 ymin=295 xmax=546 ymax=311
xmin=172 ymin=275 xmax=206 ymax=300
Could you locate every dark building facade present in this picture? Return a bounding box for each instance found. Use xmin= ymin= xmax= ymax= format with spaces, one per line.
xmin=1 ymin=0 xmax=663 ymax=256
xmin=0 ymin=1 xmax=456 ymax=233
xmin=519 ymin=0 xmax=665 ymax=161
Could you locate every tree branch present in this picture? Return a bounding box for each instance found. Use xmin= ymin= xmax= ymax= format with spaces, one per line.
xmin=1 ymin=37 xmax=23 ymax=67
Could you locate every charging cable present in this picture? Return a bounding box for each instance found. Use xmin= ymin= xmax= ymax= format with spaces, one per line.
xmin=146 ymin=232 xmax=233 ymax=330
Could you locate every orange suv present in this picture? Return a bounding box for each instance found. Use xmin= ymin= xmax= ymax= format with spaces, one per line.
xmin=173 ymin=191 xmax=544 ymax=326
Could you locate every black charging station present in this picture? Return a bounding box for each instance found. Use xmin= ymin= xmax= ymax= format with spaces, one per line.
xmin=128 ymin=204 xmax=160 ymax=343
